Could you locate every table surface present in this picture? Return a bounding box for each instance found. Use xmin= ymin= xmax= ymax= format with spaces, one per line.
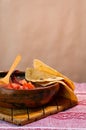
xmin=0 ymin=82 xmax=86 ymax=130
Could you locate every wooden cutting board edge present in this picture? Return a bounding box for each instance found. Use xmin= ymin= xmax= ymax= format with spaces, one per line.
xmin=0 ymin=97 xmax=77 ymax=126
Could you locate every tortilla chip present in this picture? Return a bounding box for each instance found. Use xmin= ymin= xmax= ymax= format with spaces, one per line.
xmin=25 ymin=68 xmax=63 ymax=83
xmin=55 ymin=80 xmax=78 ymax=102
xmin=33 ymin=59 xmax=78 ymax=104
xmin=33 ymin=59 xmax=75 ymax=91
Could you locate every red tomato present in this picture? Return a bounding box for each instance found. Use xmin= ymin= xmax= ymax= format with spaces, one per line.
xmin=18 ymin=79 xmax=35 ymax=89
xmin=23 ymin=82 xmax=35 ymax=89
xmin=7 ymin=80 xmax=35 ymax=90
xmin=8 ymin=83 xmax=24 ymax=90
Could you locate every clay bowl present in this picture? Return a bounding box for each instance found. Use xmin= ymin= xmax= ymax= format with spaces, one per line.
xmin=0 ymin=71 xmax=60 ymax=108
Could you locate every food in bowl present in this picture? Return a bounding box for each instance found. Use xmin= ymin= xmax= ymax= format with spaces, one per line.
xmin=0 ymin=70 xmax=60 ymax=108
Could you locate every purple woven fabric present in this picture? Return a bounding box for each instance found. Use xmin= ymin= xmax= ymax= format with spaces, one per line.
xmin=0 ymin=82 xmax=86 ymax=130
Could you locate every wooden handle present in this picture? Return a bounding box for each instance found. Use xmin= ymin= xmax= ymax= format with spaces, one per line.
xmin=5 ymin=55 xmax=21 ymax=79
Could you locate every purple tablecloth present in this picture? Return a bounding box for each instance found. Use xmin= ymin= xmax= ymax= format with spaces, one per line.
xmin=0 ymin=82 xmax=86 ymax=130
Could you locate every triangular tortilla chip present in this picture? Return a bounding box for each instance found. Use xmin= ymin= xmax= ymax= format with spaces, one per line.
xmin=33 ymin=59 xmax=78 ymax=103
xmin=33 ymin=59 xmax=75 ymax=91
xmin=56 ymin=80 xmax=78 ymax=102
xmin=25 ymin=68 xmax=63 ymax=82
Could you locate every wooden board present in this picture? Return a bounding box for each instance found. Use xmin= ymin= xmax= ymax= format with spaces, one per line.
xmin=0 ymin=97 xmax=77 ymax=126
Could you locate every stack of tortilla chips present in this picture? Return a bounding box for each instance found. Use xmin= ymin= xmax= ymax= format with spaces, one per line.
xmin=25 ymin=59 xmax=78 ymax=106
